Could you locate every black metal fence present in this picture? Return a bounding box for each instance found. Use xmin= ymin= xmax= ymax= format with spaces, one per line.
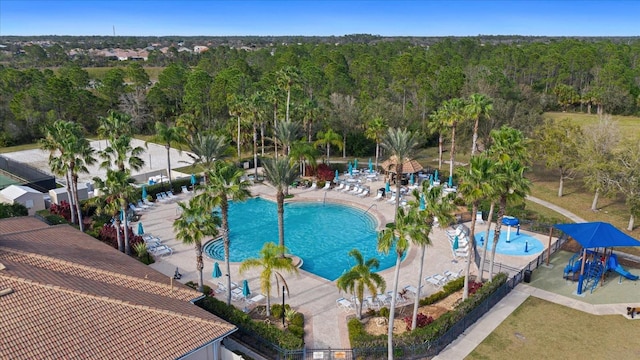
xmin=0 ymin=155 xmax=56 ymax=192
xmin=232 ymin=224 xmax=570 ymax=360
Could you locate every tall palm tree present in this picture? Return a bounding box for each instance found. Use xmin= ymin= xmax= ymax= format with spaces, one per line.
xmin=239 ymin=242 xmax=298 ymax=317
xmin=455 ymin=155 xmax=494 ymax=299
xmin=427 ymin=108 xmax=447 ymax=170
xmin=380 ymin=128 xmax=420 ymax=217
xmin=290 ymin=141 xmax=319 ymax=177
xmin=276 ymin=66 xmax=299 ymax=125
xmin=262 ymin=156 xmax=298 ymax=257
xmin=149 ymin=122 xmax=185 ymax=191
xmin=465 ymin=93 xmax=493 ymax=156
xmin=173 ymin=198 xmax=220 ymax=292
xmin=365 ymin=116 xmax=388 ymax=171
xmin=41 ymin=120 xmax=95 ymax=230
xmin=406 ymin=185 xmax=455 ymax=330
xmin=228 ymin=94 xmax=249 ymax=159
xmin=263 ymin=85 xmax=281 ymax=157
xmin=336 ymin=249 xmax=386 ymax=320
xmin=185 ymin=133 xmax=232 ymax=185
xmin=440 ymin=98 xmax=467 ymax=181
xmin=98 ymin=109 xmax=133 ymax=147
xmin=299 ymin=98 xmax=319 ymax=142
xmin=378 ymin=207 xmax=412 ymax=360
xmin=314 ymin=128 xmax=343 ymax=164
xmin=194 ymin=162 xmax=252 ymax=305
xmin=93 ymin=169 xmax=135 ymax=254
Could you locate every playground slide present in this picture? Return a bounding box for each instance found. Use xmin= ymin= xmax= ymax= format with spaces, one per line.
xmin=613 ymin=265 xmax=639 ymax=280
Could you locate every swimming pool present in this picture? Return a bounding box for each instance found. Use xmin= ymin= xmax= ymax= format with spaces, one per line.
xmin=203 ymin=197 xmax=401 ymax=281
xmin=474 ymin=229 xmax=544 ymax=256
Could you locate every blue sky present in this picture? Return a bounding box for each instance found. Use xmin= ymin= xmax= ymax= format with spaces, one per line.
xmin=1 ymin=0 xmax=638 ymax=37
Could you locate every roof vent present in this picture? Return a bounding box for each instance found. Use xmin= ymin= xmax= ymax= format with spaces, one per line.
xmin=0 ymin=288 xmax=14 ymax=297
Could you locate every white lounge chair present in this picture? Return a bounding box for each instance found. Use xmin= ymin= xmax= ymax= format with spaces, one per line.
xmin=231 ymin=287 xmax=245 ymax=301
xmin=350 ymin=186 xmax=362 ymax=195
xmin=156 ymin=193 xmax=168 ymax=203
xmin=444 ymin=269 xmax=463 ymax=280
xmin=166 ymin=191 xmax=179 ymax=200
xmin=181 ymin=185 xmax=191 ymax=195
xmin=341 ymin=185 xmax=353 ymax=193
xmin=386 ymin=194 xmax=396 ymax=204
xmin=334 ymin=183 xmax=345 ymax=191
xmin=373 ymin=192 xmax=383 ymax=201
xmin=358 ymin=189 xmax=370 ymax=198
xmin=309 ymin=182 xmax=318 ymax=190
xmin=336 ymin=297 xmax=354 ymax=312
xmin=321 ymin=182 xmax=331 ymax=190
xmin=425 ymin=274 xmax=445 ymax=288
xmin=143 ymin=198 xmax=155 ymax=207
xmin=247 ymin=294 xmax=266 ymax=305
xmin=152 ymin=245 xmax=173 ymax=257
xmin=129 ymin=203 xmax=143 ymax=213
xmin=137 ymin=200 xmax=150 ymax=210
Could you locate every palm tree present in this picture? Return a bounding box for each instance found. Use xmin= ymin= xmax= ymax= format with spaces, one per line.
xmin=194 ymin=162 xmax=252 ymax=305
xmin=185 ymin=133 xmax=232 ymax=185
xmin=290 ymin=141 xmax=319 ymax=177
xmin=440 ymin=98 xmax=467 ymax=182
xmin=365 ymin=116 xmax=388 ymax=171
xmin=406 ymin=185 xmax=455 ymax=329
xmin=148 ymin=122 xmax=185 ymax=191
xmin=41 ymin=120 xmax=95 ymax=231
xmin=239 ymin=242 xmax=299 ymax=317
xmin=274 ymin=120 xmax=302 ymax=156
xmin=93 ymin=169 xmax=136 ymax=254
xmin=455 ymin=155 xmax=494 ymax=299
xmin=427 ymin=108 xmax=447 ymax=170
xmin=173 ymin=198 xmax=220 ymax=292
xmin=314 ymin=128 xmax=343 ymax=164
xmin=336 ymin=249 xmax=386 ymax=320
xmin=263 ymin=85 xmax=281 ymax=157
xmin=98 ymin=109 xmax=133 ymax=147
xmin=262 ymin=156 xmax=298 ymax=257
xmin=228 ymin=94 xmax=249 ymax=159
xmin=380 ymin=128 xmax=420 ymax=217
xmin=276 ymin=66 xmax=299 ymax=125
xmin=299 ymin=98 xmax=319 ymax=142
xmin=378 ymin=207 xmax=412 ymax=360
xmin=465 ymin=94 xmax=493 ymax=156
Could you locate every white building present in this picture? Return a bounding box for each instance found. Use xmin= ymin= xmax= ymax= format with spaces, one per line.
xmin=0 ymin=185 xmax=45 ymax=215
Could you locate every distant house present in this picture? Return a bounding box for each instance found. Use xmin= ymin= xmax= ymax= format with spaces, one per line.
xmin=48 ymin=183 xmax=90 ymax=205
xmin=0 ymin=217 xmax=237 ymax=359
xmin=194 ymin=45 xmax=209 ymax=54
xmin=0 ymin=185 xmax=45 ymax=215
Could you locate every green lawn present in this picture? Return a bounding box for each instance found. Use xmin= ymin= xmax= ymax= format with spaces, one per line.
xmin=544 ymin=111 xmax=640 ymax=141
xmin=467 ymin=297 xmax=639 ymax=360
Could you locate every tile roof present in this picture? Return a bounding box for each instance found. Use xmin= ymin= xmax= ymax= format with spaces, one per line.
xmin=0 ymin=217 xmax=236 ymax=359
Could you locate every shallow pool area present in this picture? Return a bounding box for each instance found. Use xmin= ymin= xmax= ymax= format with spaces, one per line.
xmin=204 ymin=197 xmax=401 ymax=281
xmin=474 ymin=229 xmax=544 ymax=256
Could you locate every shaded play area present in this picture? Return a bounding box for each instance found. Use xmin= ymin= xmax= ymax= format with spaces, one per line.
xmin=526 ymin=222 xmax=640 ymax=304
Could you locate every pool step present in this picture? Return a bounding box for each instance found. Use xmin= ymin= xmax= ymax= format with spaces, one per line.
xmin=205 ymin=238 xmax=225 ymax=261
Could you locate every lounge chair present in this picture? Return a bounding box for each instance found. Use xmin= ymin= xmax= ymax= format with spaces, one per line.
xmin=309 ymin=182 xmax=318 ymax=190
xmin=137 ymin=200 xmax=150 ymax=210
xmin=425 ymin=274 xmax=445 ymax=288
xmin=214 ymin=282 xmax=227 ymax=294
xmin=321 ymin=182 xmax=331 ymax=190
xmin=152 ymin=245 xmax=173 ymax=257
xmin=143 ymin=198 xmax=155 ymax=207
xmin=444 ymin=269 xmax=463 ymax=280
xmin=334 ymin=183 xmax=345 ymax=191
xmin=181 ymin=185 xmax=191 ymax=194
xmin=403 ymin=285 xmax=419 ymax=298
xmin=341 ymin=185 xmax=353 ymax=193
xmin=386 ymin=194 xmax=396 ymax=204
xmin=129 ymin=203 xmax=143 ymax=213
xmin=156 ymin=193 xmax=168 ymax=203
xmin=365 ymin=295 xmax=381 ymax=310
xmin=246 ymin=294 xmax=266 ymax=305
xmin=231 ymin=287 xmax=245 ymax=301
xmin=166 ymin=191 xmax=179 ymax=200
xmin=358 ymin=189 xmax=370 ymax=198
xmin=350 ymin=186 xmax=362 ymax=195
xmin=336 ymin=297 xmax=354 ymax=312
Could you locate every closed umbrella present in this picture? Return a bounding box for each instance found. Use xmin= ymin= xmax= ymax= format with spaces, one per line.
xmin=141 ymin=185 xmax=147 ymax=200
xmin=434 ymin=170 xmax=439 ymax=182
xmin=368 ymin=158 xmax=373 ymax=173
xmin=242 ymin=279 xmax=251 ymax=297
xmin=409 ymin=173 xmax=415 ymax=185
xmin=191 ymin=174 xmax=197 ymax=187
xmin=385 ymin=182 xmax=390 ymax=193
xmin=448 ymin=176 xmax=453 ymax=188
xmin=354 ymin=158 xmax=358 ymax=169
xmin=137 ymin=222 xmax=144 ymax=235
xmin=212 ymin=262 xmax=222 ymax=278
xmin=349 ymin=163 xmax=353 ymax=176
xmin=429 ymin=177 xmax=434 ymax=187
xmin=335 ymin=169 xmax=339 ymax=181
xmin=419 ymin=194 xmax=425 ymax=211
xmin=453 ymin=236 xmax=459 ymax=250
xmin=120 ymin=209 xmax=125 ymax=222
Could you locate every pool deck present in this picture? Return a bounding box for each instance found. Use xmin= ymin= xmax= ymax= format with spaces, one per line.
xmin=142 ymin=178 xmax=548 ymax=349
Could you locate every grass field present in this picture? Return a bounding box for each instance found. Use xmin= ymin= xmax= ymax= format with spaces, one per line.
xmin=544 ymin=111 xmax=640 ymax=141
xmin=467 ymin=297 xmax=640 ymax=360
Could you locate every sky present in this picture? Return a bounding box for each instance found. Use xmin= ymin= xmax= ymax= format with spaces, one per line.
xmin=1 ymin=0 xmax=638 ymax=37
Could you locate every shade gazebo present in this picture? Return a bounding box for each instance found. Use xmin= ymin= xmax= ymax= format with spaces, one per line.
xmin=381 ymin=156 xmax=424 ymax=174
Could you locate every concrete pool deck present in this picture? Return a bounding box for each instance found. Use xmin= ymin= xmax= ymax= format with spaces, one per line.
xmin=140 ymin=178 xmax=548 ymax=349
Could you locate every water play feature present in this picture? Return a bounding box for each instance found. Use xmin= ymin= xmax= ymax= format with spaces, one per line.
xmin=475 ymin=229 xmax=544 ymax=256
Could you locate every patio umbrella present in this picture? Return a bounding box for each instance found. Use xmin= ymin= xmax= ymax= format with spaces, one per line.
xmin=242 ymin=279 xmax=251 ymax=297
xmin=453 ymin=236 xmax=459 ymax=250
xmin=137 ymin=222 xmax=144 ymax=236
xmin=368 ymin=158 xmax=373 ymax=173
xmin=409 ymin=173 xmax=415 ymax=185
xmin=212 ymin=262 xmax=222 ymax=278
xmin=120 ymin=209 xmax=125 ymax=222
xmin=448 ymin=176 xmax=453 ymax=188
xmin=381 ymin=156 xmax=423 ymax=174
xmin=349 ymin=163 xmax=353 ymax=176
xmin=419 ymin=194 xmax=425 ymax=211
xmin=429 ymin=177 xmax=434 ymax=187
xmin=191 ymin=174 xmax=197 ymax=186
xmin=141 ymin=185 xmax=147 ymax=200
xmin=434 ymin=170 xmax=439 ymax=181
xmin=354 ymin=158 xmax=358 ymax=169
xmin=385 ymin=182 xmax=390 ymax=193
xmin=335 ymin=170 xmax=339 ymax=181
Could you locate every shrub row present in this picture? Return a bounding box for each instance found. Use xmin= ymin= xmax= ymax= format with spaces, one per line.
xmin=349 ymin=273 xmax=508 ymax=349
xmin=197 ymin=296 xmax=304 ymax=350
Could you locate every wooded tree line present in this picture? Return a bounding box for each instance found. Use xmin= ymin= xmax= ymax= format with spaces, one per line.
xmin=1 ymin=37 xmax=639 ymax=148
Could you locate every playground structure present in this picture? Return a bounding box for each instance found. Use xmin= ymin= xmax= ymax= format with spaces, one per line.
xmin=563 ymin=251 xmax=638 ymax=294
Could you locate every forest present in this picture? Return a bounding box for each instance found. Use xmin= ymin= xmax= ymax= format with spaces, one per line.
xmin=0 ymin=36 xmax=639 ymax=150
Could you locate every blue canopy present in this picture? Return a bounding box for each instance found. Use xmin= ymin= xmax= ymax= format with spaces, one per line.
xmin=554 ymin=222 xmax=640 ymax=248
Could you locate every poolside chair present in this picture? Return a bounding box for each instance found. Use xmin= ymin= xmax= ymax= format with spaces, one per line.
xmin=358 ymin=189 xmax=370 ymax=198
xmin=181 ymin=185 xmax=191 ymax=194
xmin=425 ymin=275 xmax=444 ymax=288
xmin=309 ymin=182 xmax=317 ymax=190
xmin=444 ymin=269 xmax=463 ymax=281
xmin=214 ymin=282 xmax=227 ymax=294
xmin=336 ymin=297 xmax=354 ymax=312
xmin=321 ymin=182 xmax=331 ymax=190
xmin=152 ymin=245 xmax=173 ymax=257
xmin=137 ymin=200 xmax=150 ymax=210
xmin=231 ymin=288 xmax=245 ymax=301
xmin=166 ymin=191 xmax=179 ymax=200
xmin=365 ymin=295 xmax=381 ymax=310
xmin=475 ymin=211 xmax=485 ymax=224
xmin=156 ymin=193 xmax=168 ymax=203
xmin=386 ymin=194 xmax=396 ymax=204
xmin=143 ymin=198 xmax=155 ymax=207
xmin=334 ymin=183 xmax=345 ymax=191
xmin=129 ymin=203 xmax=143 ymax=213
xmin=341 ymin=185 xmax=353 ymax=193
xmin=350 ymin=186 xmax=362 ymax=195
xmin=403 ymin=285 xmax=420 ymax=298
xmin=246 ymin=294 xmax=266 ymax=305
xmin=372 ymin=191 xmax=383 ymax=201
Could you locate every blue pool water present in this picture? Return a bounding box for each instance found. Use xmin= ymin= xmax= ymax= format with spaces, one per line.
xmin=474 ymin=229 xmax=544 ymax=256
xmin=204 ymin=197 xmax=401 ymax=281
